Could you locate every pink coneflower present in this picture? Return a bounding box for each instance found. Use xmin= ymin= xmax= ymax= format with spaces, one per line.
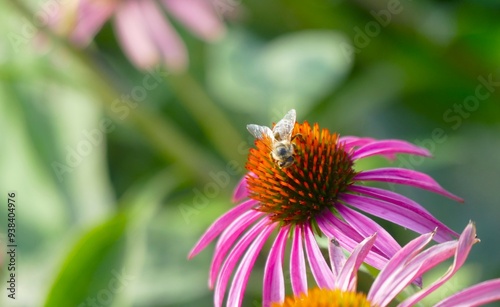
xmin=62 ymin=0 xmax=225 ymax=71
xmin=189 ymin=110 xmax=463 ymax=306
xmin=274 ymin=222 xmax=500 ymax=307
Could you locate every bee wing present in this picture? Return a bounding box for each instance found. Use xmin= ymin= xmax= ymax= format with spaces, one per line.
xmin=273 ymin=109 xmax=296 ymax=141
xmin=247 ymin=124 xmax=274 ymax=140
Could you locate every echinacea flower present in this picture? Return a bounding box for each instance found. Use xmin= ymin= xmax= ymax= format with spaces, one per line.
xmin=57 ymin=0 xmax=225 ymax=71
xmin=274 ymin=222 xmax=500 ymax=307
xmin=189 ymin=110 xmax=463 ymax=306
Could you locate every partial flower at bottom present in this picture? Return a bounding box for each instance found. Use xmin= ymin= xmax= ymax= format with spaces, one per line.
xmin=189 ymin=120 xmax=463 ymax=307
xmin=273 ymin=222 xmax=500 ymax=307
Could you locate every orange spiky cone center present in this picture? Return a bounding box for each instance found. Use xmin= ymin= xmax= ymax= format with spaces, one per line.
xmin=246 ymin=121 xmax=357 ymax=225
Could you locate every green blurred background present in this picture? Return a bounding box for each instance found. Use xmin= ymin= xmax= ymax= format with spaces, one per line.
xmin=1 ymin=0 xmax=500 ymax=306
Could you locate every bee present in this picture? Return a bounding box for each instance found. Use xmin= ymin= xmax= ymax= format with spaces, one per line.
xmin=247 ymin=109 xmax=301 ymax=169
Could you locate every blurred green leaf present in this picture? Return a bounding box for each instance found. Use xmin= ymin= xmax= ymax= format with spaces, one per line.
xmin=44 ymin=168 xmax=177 ymax=307
xmin=43 ymin=213 xmax=128 ymax=307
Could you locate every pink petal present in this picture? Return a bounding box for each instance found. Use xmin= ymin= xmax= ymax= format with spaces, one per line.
xmin=377 ymin=240 xmax=457 ymax=305
xmin=337 ymin=202 xmax=425 ymax=287
xmin=354 ymin=168 xmax=464 ymax=202
xmin=209 ymin=210 xmax=263 ymax=288
xmin=317 ymin=210 xmax=389 ymax=270
xmin=435 ymin=279 xmax=500 ymax=307
xmin=137 ymin=0 xmax=187 ymax=72
xmin=337 ymin=204 xmax=401 ymax=260
xmin=303 ymin=224 xmax=335 ymax=289
xmin=336 ymin=233 xmax=377 ymax=292
xmin=290 ymin=225 xmax=308 ymax=296
xmin=263 ymin=226 xmax=289 ymax=307
xmin=317 ymin=212 xmax=368 ymax=251
xmin=226 ymin=222 xmax=277 ymax=307
xmin=399 ymin=222 xmax=479 ymax=307
xmin=162 ymin=0 xmax=225 ymax=41
xmin=349 ymin=185 xmax=459 ymax=242
xmin=214 ymin=217 xmax=272 ymax=307
xmin=188 ymin=199 xmax=257 ymax=259
xmin=114 ymin=1 xmax=160 ymax=69
xmin=71 ymin=0 xmax=117 ymax=45
xmin=351 ymin=140 xmax=431 ymax=161
xmin=339 ymin=136 xmax=376 ymax=152
xmin=368 ymin=230 xmax=436 ymax=306
xmin=328 ymin=237 xmax=346 ymax=279
xmin=340 ymin=192 xmax=457 ymax=244
xmin=232 ymin=175 xmax=249 ymax=203
xmin=406 ymin=241 xmax=457 ymax=276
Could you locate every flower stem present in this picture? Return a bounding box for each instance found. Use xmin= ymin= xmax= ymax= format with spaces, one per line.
xmin=168 ymin=72 xmax=246 ymax=163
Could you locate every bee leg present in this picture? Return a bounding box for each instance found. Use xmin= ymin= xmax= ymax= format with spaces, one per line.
xmin=291 ymin=138 xmax=302 ymax=152
xmin=269 ymin=152 xmax=279 ymax=166
xmin=291 ymin=133 xmax=304 ymax=142
xmin=279 ymin=156 xmax=295 ymax=169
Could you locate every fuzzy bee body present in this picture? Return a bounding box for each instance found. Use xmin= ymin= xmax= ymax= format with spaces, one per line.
xmin=247 ymin=109 xmax=299 ymax=169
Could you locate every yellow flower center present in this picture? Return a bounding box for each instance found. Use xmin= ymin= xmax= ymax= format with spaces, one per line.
xmin=273 ymin=288 xmax=371 ymax=307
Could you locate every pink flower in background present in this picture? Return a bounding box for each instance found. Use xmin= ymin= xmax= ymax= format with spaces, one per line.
xmin=274 ymin=222 xmax=500 ymax=307
xmin=188 ymin=110 xmax=464 ymax=307
xmin=66 ymin=0 xmax=225 ymax=71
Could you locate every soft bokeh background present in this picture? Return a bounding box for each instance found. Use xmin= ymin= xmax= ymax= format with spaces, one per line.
xmin=1 ymin=0 xmax=500 ymax=306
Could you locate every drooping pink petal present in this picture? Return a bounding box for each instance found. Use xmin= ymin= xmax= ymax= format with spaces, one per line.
xmin=337 ymin=204 xmax=401 ymax=259
xmin=162 ymin=0 xmax=226 ymax=41
xmin=317 ymin=210 xmax=389 ymax=270
xmin=303 ymin=223 xmax=335 ymax=289
xmin=328 ymin=237 xmax=345 ymax=279
xmin=337 ymin=203 xmax=423 ymax=287
xmin=188 ymin=199 xmax=257 ymax=259
xmin=114 ymin=1 xmax=160 ymax=69
xmin=368 ymin=230 xmax=436 ymax=306
xmin=71 ymin=0 xmax=118 ymax=45
xmin=232 ymin=176 xmax=248 ymax=203
xmin=434 ymin=279 xmax=500 ymax=307
xmin=290 ymin=225 xmax=308 ymax=296
xmin=399 ymin=222 xmax=479 ymax=307
xmin=214 ymin=217 xmax=272 ymax=307
xmin=341 ymin=192 xmax=457 ymax=244
xmin=209 ymin=210 xmax=264 ymax=288
xmin=226 ymin=222 xmax=277 ymax=307
xmin=401 ymin=240 xmax=457 ymax=281
xmin=354 ymin=168 xmax=464 ymax=202
xmin=373 ymin=240 xmax=457 ymax=306
xmin=138 ymin=0 xmax=187 ymax=72
xmin=336 ymin=233 xmax=377 ymax=293
xmin=349 ymin=185 xmax=459 ymax=242
xmin=263 ymin=226 xmax=289 ymax=307
xmin=351 ymin=140 xmax=431 ymax=161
